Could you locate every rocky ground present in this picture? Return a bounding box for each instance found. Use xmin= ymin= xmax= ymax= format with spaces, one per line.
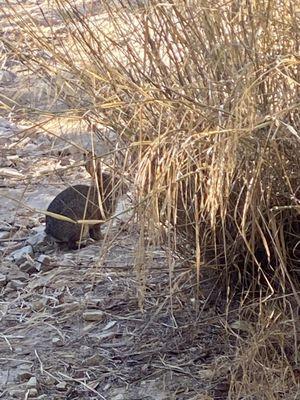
xmin=0 ymin=2 xmax=235 ymax=399
xmin=0 ymin=116 xmax=234 ymax=399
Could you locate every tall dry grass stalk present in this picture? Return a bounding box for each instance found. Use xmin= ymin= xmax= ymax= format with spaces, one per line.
xmin=2 ymin=0 xmax=300 ymax=397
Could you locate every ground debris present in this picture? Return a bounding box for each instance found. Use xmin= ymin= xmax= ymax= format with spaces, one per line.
xmin=0 ymin=3 xmax=235 ymax=399
xmin=83 ymin=310 xmax=105 ymax=322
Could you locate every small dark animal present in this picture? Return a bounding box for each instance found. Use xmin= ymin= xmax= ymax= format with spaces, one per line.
xmin=45 ymin=174 xmax=115 ymax=250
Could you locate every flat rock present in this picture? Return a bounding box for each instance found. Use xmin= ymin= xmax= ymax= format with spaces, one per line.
xmin=11 ymin=245 xmax=33 ymax=264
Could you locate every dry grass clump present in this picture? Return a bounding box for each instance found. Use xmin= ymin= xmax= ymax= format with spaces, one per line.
xmin=229 ymin=305 xmax=300 ymax=399
xmin=1 ymin=0 xmax=300 ymax=397
xmin=138 ymin=123 xmax=300 ymax=295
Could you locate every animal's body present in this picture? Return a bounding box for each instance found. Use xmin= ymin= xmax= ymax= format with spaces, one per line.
xmin=45 ymin=173 xmax=115 ymax=249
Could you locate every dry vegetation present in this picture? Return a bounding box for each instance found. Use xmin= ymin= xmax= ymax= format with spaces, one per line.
xmin=1 ymin=0 xmax=300 ymax=398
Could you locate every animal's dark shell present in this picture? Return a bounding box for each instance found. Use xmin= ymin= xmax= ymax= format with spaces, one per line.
xmin=45 ymin=175 xmax=115 ymax=249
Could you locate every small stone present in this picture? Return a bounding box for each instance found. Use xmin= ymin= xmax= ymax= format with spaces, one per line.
xmin=56 ymin=381 xmax=67 ymax=390
xmin=37 ymin=395 xmax=48 ymax=400
xmin=11 ymin=245 xmax=33 ymax=265
xmin=27 ymin=388 xmax=38 ymax=397
xmin=9 ymin=279 xmax=27 ymax=289
xmin=19 ymin=261 xmax=37 ymax=274
xmin=26 ymin=376 xmax=37 ymax=389
xmin=52 ymin=337 xmax=64 ymax=346
xmin=83 ymin=310 xmax=105 ymax=322
xmin=27 ymin=232 xmax=47 ymax=247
